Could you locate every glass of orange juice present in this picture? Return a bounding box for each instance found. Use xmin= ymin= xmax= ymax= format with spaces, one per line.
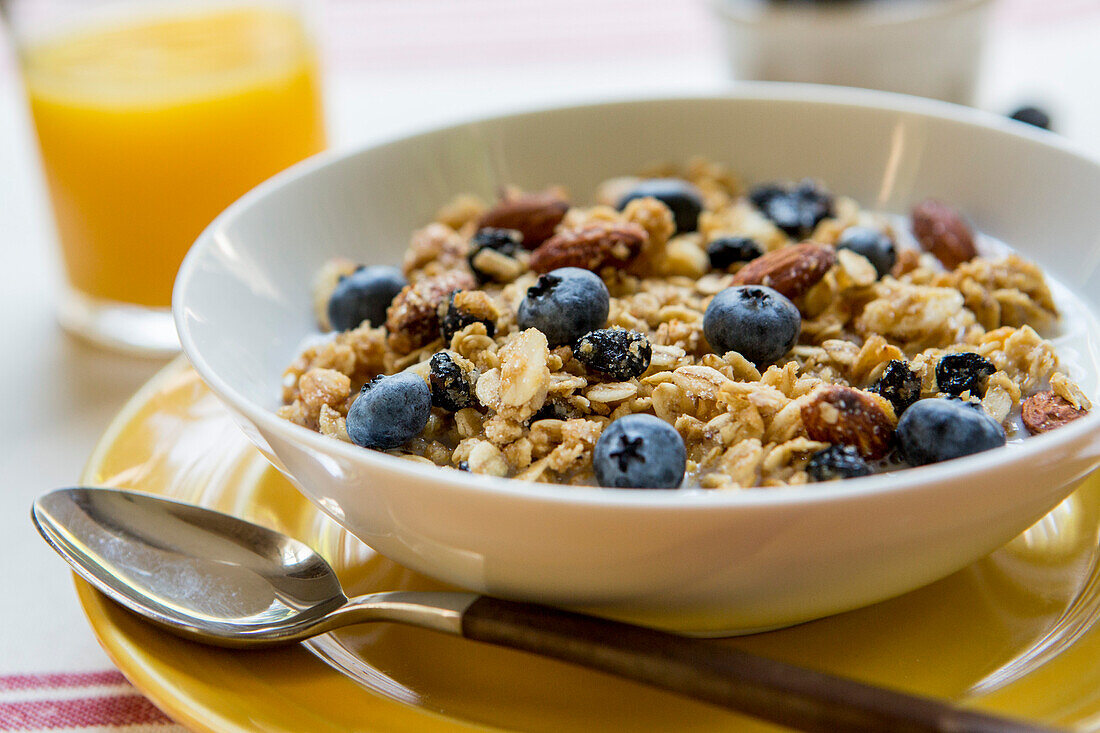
xmin=4 ymin=0 xmax=325 ymax=355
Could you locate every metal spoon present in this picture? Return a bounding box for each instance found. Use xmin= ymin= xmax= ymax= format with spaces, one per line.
xmin=33 ymin=487 xmax=1053 ymax=733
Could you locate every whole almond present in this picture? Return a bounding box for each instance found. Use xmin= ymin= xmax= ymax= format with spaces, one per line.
xmin=731 ymin=242 xmax=837 ymax=300
xmin=1022 ymin=390 xmax=1089 ymax=434
xmin=385 ymin=271 xmax=476 ymax=354
xmin=801 ymin=385 xmax=895 ymax=459
xmin=478 ymin=190 xmax=570 ymax=249
xmin=529 ymin=222 xmax=648 ymax=273
xmin=911 ymin=199 xmax=977 ymax=270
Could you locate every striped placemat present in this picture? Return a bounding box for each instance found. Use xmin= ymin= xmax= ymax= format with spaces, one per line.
xmin=0 ymin=672 xmax=180 ymax=732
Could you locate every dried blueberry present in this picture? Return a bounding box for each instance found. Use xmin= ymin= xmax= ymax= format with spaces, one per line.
xmin=471 ymin=227 xmax=522 ymax=254
xmin=936 ymin=352 xmax=996 ymax=396
xmin=748 ymin=180 xmax=834 ymax=239
xmin=531 ymin=398 xmax=584 ymax=423
xmin=438 ymin=291 xmax=497 ymax=343
xmin=616 ymin=178 xmax=704 ymax=233
xmin=837 ymin=226 xmax=896 ymax=279
xmin=468 ymin=227 xmax=523 ymax=283
xmin=706 ymin=236 xmax=763 ymax=271
xmin=807 ymin=445 xmax=873 ymax=482
xmin=870 ymin=360 xmax=921 ymax=415
xmin=574 ymin=328 xmax=652 ymax=380
xmin=429 ymin=351 xmax=475 ymax=412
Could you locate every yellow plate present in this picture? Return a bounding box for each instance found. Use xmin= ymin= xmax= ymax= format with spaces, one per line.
xmin=77 ymin=359 xmax=1100 ymax=732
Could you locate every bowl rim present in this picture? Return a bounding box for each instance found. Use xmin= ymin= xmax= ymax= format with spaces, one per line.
xmin=174 ymin=82 xmax=1100 ymax=509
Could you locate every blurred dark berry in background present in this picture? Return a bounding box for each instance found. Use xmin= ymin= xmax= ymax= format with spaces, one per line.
xmin=1008 ymin=105 xmax=1052 ymax=131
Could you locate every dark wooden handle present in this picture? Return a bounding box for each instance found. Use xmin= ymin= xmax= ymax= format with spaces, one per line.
xmin=461 ymin=597 xmax=1056 ymax=733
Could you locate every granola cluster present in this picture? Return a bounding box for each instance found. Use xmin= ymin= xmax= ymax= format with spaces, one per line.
xmin=279 ymin=158 xmax=1091 ymax=488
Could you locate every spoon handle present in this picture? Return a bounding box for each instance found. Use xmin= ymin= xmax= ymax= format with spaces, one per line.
xmin=460 ymin=597 xmax=1055 ymax=733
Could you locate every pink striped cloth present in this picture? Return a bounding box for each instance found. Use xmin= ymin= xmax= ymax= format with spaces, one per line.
xmin=0 ymin=672 xmax=180 ymax=732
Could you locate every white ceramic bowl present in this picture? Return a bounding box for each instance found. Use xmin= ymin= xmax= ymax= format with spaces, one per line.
xmin=175 ymin=87 xmax=1100 ymax=635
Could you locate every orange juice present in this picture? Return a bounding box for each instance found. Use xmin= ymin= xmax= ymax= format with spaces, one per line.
xmin=23 ymin=7 xmax=325 ymax=307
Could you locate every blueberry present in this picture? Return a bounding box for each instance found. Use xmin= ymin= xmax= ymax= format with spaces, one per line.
xmin=346 ymin=372 xmax=431 ymax=450
xmin=574 ymin=328 xmax=652 ymax=380
xmin=438 ymin=291 xmax=496 ymax=343
xmin=594 ymin=414 xmax=686 ymax=489
xmin=837 ymin=226 xmax=896 ymax=278
xmin=617 ymin=178 xmax=704 ymax=233
xmin=807 ymin=445 xmax=872 ymax=482
xmin=1008 ymin=105 xmax=1051 ymax=131
xmin=936 ymin=352 xmax=996 ymax=396
xmin=749 ymin=181 xmax=834 ymax=239
xmin=429 ymin=352 xmax=475 ymax=412
xmin=468 ymin=228 xmax=523 ymax=283
xmin=517 ymin=267 xmax=610 ymax=347
xmin=870 ymin=359 xmax=921 ymax=415
xmin=706 ymin=236 xmax=763 ymax=271
xmin=703 ymin=285 xmax=801 ymax=366
xmin=896 ymin=398 xmax=1006 ymax=466
xmin=327 ymin=266 xmax=407 ymax=331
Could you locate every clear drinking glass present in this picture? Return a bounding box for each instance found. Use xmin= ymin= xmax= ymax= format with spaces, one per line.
xmin=4 ymin=0 xmax=326 ymax=355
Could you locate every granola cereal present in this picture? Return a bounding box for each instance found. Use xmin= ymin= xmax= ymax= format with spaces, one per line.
xmin=280 ymin=160 xmax=1092 ymax=488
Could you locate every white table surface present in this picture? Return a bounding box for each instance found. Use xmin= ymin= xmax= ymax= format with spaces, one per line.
xmin=1 ymin=0 xmax=1098 ymax=728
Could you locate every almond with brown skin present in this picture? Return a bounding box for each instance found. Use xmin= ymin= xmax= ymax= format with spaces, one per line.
xmin=529 ymin=222 xmax=648 ymax=273
xmin=1022 ymin=390 xmax=1089 ymax=434
xmin=731 ymin=242 xmax=837 ymax=300
xmin=911 ymin=199 xmax=977 ymax=270
xmin=478 ymin=190 xmax=570 ymax=249
xmin=801 ymin=385 xmax=895 ymax=459
xmin=385 ymin=271 xmax=476 ymax=354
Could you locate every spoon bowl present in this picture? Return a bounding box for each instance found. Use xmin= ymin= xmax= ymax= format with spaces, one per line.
xmin=32 ymin=487 xmax=472 ymax=646
xmin=34 ymin=487 xmax=344 ymax=643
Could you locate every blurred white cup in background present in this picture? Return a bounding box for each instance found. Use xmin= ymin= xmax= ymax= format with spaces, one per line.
xmin=713 ymin=0 xmax=995 ymax=104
